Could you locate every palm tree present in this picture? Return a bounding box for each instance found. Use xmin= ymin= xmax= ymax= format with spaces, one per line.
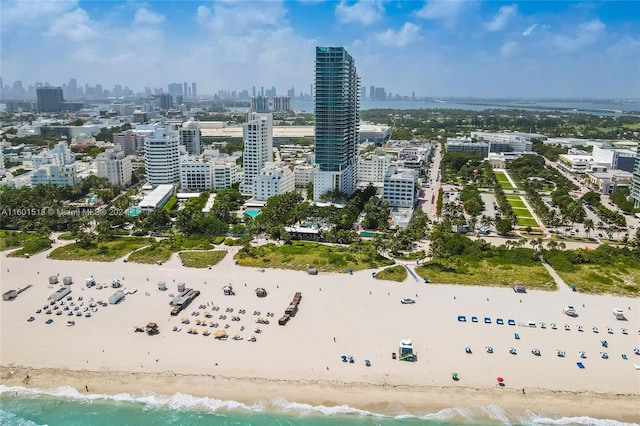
xmin=546 ymin=240 xmax=558 ymax=251
xmin=583 ymin=219 xmax=594 ymax=238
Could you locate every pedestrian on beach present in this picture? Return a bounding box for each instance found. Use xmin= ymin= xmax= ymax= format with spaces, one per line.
xmin=522 ymin=388 xmax=525 ymax=394
xmin=85 ymin=385 xmax=89 ymax=392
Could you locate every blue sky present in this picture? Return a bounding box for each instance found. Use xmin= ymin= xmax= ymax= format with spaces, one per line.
xmin=1 ymin=0 xmax=639 ymax=98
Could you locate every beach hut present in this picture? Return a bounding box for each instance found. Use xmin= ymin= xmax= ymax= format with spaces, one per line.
xmin=177 ymin=282 xmax=186 ymax=292
xmin=112 ymin=279 xmax=122 ymax=288
xmin=48 ymin=275 xmax=59 ymax=285
xmin=158 ymin=281 xmax=167 ymax=291
xmin=612 ymin=308 xmax=626 ymax=320
xmin=108 ymin=290 xmax=125 ymax=305
xmin=3 ymin=290 xmax=18 ymax=301
xmin=62 ymin=276 xmax=73 ymax=286
xmin=85 ymin=278 xmax=96 ymax=287
xmin=398 ymin=339 xmax=416 ymax=362
xmin=307 ymin=266 xmax=318 ymax=275
xmin=512 ymin=283 xmax=526 ymax=293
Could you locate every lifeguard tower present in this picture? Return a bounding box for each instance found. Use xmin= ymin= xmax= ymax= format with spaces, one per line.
xmin=399 ymin=339 xmax=416 ymax=362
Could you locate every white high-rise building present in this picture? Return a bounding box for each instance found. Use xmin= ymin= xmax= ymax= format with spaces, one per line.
xmin=96 ymin=145 xmax=132 ymax=187
xmin=357 ymin=154 xmax=394 ymax=184
xmin=253 ymin=162 xmax=295 ymax=201
xmin=293 ymin=164 xmax=315 ymax=187
xmin=382 ymin=166 xmax=418 ymax=208
xmin=144 ymin=125 xmax=181 ymax=187
xmin=51 ymin=141 xmax=75 ymax=165
xmin=31 ymin=164 xmax=78 ymax=187
xmin=213 ymin=162 xmax=241 ymax=190
xmin=241 ymin=112 xmax=273 ymax=195
xmin=179 ymin=157 xmax=212 ymax=191
xmin=179 ymin=121 xmax=202 ymax=155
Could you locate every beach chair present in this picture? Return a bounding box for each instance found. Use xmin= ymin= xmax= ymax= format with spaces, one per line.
xmin=471 ymin=316 xmax=478 ymax=323
xmin=465 ymin=346 xmax=472 ymax=354
xmin=622 ymin=354 xmax=628 ymax=360
xmin=514 ymin=333 xmax=520 ymax=340
xmin=484 ymin=317 xmax=491 ymax=324
xmin=507 ymin=319 xmax=515 ymax=326
xmin=496 ymin=318 xmax=504 ymax=325
xmin=458 ymin=315 xmax=466 ymax=322
xmin=601 ymin=340 xmax=608 ymax=348
xmin=576 ymin=362 xmax=585 ymax=369
xmin=365 ymin=359 xmax=371 ymax=367
xmin=600 ymin=352 xmax=609 ymax=359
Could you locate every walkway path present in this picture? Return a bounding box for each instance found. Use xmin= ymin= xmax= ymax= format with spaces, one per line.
xmin=541 ymin=261 xmax=573 ymax=294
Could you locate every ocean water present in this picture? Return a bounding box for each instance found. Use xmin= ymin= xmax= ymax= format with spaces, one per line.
xmin=0 ymin=385 xmax=636 ymax=426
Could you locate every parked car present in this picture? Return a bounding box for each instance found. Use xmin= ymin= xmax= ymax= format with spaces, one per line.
xmin=563 ymin=306 xmax=578 ymax=317
xmin=400 ymin=298 xmax=416 ymax=304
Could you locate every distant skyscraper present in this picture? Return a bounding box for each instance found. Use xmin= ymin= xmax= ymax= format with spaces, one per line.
xmin=287 ymin=87 xmax=295 ymax=99
xmin=168 ymin=83 xmax=182 ymax=97
xmin=313 ymin=46 xmax=359 ymax=200
xmin=183 ymin=82 xmax=188 ymax=97
xmin=67 ymin=78 xmax=77 ymax=99
xmin=159 ymin=93 xmax=173 ymax=109
xmin=360 ymin=86 xmax=366 ymax=101
xmin=192 ymin=82 xmax=197 ymax=98
xmin=36 ymin=87 xmax=64 ymax=112
xmin=369 ymin=85 xmax=375 ymax=100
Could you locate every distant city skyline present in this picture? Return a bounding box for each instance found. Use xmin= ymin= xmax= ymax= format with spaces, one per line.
xmin=1 ymin=1 xmax=639 ymax=99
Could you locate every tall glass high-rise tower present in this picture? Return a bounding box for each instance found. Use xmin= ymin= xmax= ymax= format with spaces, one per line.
xmin=313 ymin=46 xmax=360 ymax=200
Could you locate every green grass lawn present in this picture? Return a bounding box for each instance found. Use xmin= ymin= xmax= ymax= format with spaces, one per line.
xmin=235 ymin=241 xmax=395 ymax=273
xmin=544 ymin=248 xmax=639 ymax=296
xmin=507 ymin=199 xmax=527 ymax=209
xmin=48 ymin=237 xmax=149 ymax=262
xmin=517 ymin=217 xmax=539 ymax=227
xmin=416 ymin=258 xmax=555 ymax=290
xmin=126 ymin=236 xmax=214 ymax=264
xmin=551 ymin=265 xmax=639 ymax=296
xmin=126 ymin=245 xmax=173 ymax=264
xmin=179 ymin=250 xmax=227 ymax=268
xmin=0 ymin=231 xmax=52 ymax=256
xmin=57 ymin=232 xmax=76 ymax=241
xmin=374 ymin=265 xmax=408 ymax=282
xmin=494 ymin=171 xmax=515 ymax=188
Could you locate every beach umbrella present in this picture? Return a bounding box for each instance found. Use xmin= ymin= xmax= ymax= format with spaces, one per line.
xmin=497 ymin=377 xmax=504 ymax=383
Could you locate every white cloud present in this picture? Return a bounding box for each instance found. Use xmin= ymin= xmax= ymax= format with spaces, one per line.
xmin=414 ymin=0 xmax=470 ymax=25
xmin=522 ymin=24 xmax=538 ymax=37
xmin=501 ymin=41 xmax=518 ymax=57
xmin=335 ymin=0 xmax=384 ymax=26
xmin=197 ymin=1 xmax=287 ymax=35
xmin=485 ymin=4 xmax=517 ymax=32
xmin=193 ymin=0 xmax=316 ymax=92
xmin=553 ymin=19 xmax=605 ymax=51
xmin=0 ymin=0 xmax=77 ymax=25
xmin=46 ymin=8 xmax=97 ymax=42
xmin=375 ymin=23 xmax=421 ymax=47
xmin=133 ymin=8 xmax=165 ymax=26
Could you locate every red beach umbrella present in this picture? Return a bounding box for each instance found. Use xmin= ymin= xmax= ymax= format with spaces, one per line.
xmin=497 ymin=377 xmax=504 ymax=383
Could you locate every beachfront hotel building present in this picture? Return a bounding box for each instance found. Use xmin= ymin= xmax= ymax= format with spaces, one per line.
xmin=357 ymin=154 xmax=395 ymax=184
xmin=179 ymin=157 xmax=212 ymax=191
xmin=313 ymin=46 xmax=360 ymax=200
xmin=114 ymin=129 xmax=147 ymax=155
xmin=253 ymin=162 xmax=295 ymax=202
xmin=96 ymin=145 xmax=132 ymax=187
xmin=144 ymin=125 xmax=181 ymax=187
xmin=240 ymin=112 xmax=273 ymax=195
xmin=213 ymin=162 xmax=241 ymax=190
xmin=382 ymin=165 xmax=419 ymax=208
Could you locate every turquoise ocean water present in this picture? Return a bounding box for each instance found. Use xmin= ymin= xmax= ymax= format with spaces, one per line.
xmin=1 ymin=385 xmax=636 ymax=426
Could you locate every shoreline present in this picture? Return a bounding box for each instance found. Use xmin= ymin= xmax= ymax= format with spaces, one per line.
xmin=1 ymin=366 xmax=639 ymax=422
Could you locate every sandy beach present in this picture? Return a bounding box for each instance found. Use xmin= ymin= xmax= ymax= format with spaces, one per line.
xmin=1 ymin=242 xmax=639 ymax=421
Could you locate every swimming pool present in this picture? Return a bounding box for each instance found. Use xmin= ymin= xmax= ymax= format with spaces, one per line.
xmin=360 ymin=231 xmax=384 ymax=238
xmin=244 ymin=209 xmax=260 ymax=218
xmin=128 ymin=207 xmax=141 ymax=217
